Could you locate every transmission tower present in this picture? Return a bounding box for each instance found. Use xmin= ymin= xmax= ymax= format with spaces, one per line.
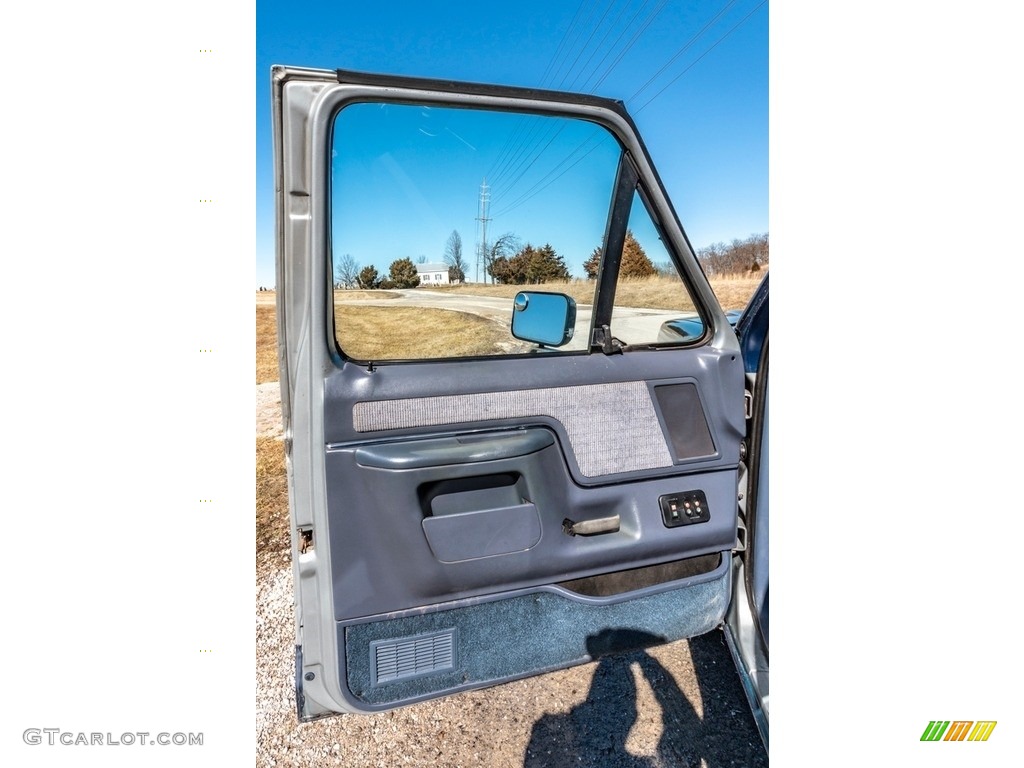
xmin=475 ymin=179 xmax=491 ymax=284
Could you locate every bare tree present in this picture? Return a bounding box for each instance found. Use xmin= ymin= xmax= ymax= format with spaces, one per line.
xmin=697 ymin=234 xmax=768 ymax=276
xmin=334 ymin=253 xmax=360 ymax=289
xmin=483 ymin=232 xmax=521 ymax=284
xmin=444 ymin=230 xmax=468 ymax=283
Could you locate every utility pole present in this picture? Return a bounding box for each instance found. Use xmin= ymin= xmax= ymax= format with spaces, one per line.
xmin=475 ymin=178 xmax=491 ymax=284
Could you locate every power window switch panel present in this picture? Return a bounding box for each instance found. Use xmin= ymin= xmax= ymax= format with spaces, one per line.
xmin=659 ymin=490 xmax=710 ymax=527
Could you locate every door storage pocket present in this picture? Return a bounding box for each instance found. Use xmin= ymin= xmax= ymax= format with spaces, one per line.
xmin=421 ymin=503 xmax=541 ymax=563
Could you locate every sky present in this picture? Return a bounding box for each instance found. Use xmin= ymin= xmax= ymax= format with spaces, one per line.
xmin=256 ymin=0 xmax=768 ymax=287
xmin=331 ymin=102 xmax=624 ymax=281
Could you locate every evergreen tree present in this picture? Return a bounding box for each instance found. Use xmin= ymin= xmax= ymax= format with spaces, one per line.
xmin=388 ymin=257 xmax=421 ymax=288
xmin=583 ymin=231 xmax=655 ymax=279
xmin=357 ymin=265 xmax=380 ymax=289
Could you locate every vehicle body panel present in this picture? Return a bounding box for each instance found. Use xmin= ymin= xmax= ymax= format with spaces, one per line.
xmin=272 ymin=66 xmax=759 ymax=721
xmin=727 ymin=272 xmax=769 ymax=747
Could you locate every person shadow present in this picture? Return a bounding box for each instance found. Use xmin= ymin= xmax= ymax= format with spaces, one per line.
xmin=522 ymin=628 xmax=766 ymax=768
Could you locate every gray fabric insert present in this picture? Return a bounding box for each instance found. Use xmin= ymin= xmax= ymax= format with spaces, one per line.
xmin=352 ymin=381 xmax=673 ymax=477
xmin=344 ymin=570 xmax=729 ymax=707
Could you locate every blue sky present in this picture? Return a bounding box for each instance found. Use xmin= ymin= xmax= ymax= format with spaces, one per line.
xmin=256 ymin=0 xmax=768 ymax=287
xmin=331 ymin=102 xmax=624 ymax=280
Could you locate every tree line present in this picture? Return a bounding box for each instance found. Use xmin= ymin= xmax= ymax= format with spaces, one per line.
xmin=697 ymin=233 xmax=768 ymax=275
xmin=334 ymin=229 xmax=767 ymax=288
xmin=340 ymin=256 xmax=422 ymax=290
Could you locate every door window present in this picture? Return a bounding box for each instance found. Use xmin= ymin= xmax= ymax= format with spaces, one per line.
xmin=606 ymin=190 xmax=702 ymax=348
xmin=331 ymin=102 xmax=620 ymax=361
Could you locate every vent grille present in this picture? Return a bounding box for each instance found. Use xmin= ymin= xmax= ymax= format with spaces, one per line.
xmin=371 ymin=630 xmax=457 ymax=686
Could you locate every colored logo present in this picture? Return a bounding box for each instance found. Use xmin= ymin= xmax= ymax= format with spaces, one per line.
xmin=921 ymin=721 xmax=997 ymax=742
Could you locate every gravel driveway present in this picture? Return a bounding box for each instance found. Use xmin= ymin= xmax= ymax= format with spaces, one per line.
xmin=256 ymin=384 xmax=767 ymax=767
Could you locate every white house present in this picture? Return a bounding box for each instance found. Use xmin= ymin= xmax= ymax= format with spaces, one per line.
xmin=416 ymin=262 xmax=451 ymax=286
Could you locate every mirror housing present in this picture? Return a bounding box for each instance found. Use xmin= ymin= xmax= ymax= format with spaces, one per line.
xmin=511 ymin=291 xmax=576 ymax=347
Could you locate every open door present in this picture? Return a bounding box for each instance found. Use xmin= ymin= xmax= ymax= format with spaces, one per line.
xmin=272 ymin=66 xmax=746 ymax=719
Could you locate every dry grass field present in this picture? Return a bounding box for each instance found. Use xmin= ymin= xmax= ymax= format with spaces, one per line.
xmin=257 ymin=306 xmax=514 ymax=383
xmin=256 ymin=435 xmax=289 ymax=569
xmin=257 ymin=294 xmax=518 ymax=383
xmin=428 ymin=273 xmax=763 ymax=312
xmin=256 ymin=273 xmax=763 ymax=383
xmin=336 ymin=305 xmax=519 ymax=362
xmin=255 ymin=305 xmax=278 ymax=385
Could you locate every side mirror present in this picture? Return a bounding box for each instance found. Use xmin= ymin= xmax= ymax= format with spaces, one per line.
xmin=511 ymin=291 xmax=576 ymax=347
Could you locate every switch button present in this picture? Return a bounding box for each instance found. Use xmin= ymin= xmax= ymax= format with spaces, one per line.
xmin=659 ymin=491 xmax=710 ymax=528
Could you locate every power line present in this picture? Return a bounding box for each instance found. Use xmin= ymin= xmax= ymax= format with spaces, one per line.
xmin=491 ymin=0 xmax=669 ymax=202
xmin=490 ymin=0 xmax=660 ymax=199
xmin=627 ymin=0 xmax=740 ymax=105
xmin=575 ymin=0 xmax=656 ymax=92
xmin=490 ymin=131 xmax=606 ymax=218
xmin=488 ymin=115 xmax=548 ymax=191
xmin=633 ymin=1 xmax=768 ymax=114
xmin=544 ymin=0 xmax=603 ymax=89
xmin=489 ymin=1 xmax=767 ymax=223
xmin=555 ymin=0 xmax=620 ymax=90
xmin=589 ymin=0 xmax=673 ymax=92
xmin=538 ymin=0 xmax=590 ymax=88
xmin=486 ymin=1 xmax=589 ymax=189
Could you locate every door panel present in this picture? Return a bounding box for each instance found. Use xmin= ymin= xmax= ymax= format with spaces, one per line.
xmin=325 ymin=426 xmax=739 ymax=618
xmin=274 ymin=67 xmax=745 ymax=718
xmin=340 ymin=569 xmax=730 ymax=710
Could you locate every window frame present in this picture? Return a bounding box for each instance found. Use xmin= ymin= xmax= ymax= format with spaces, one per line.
xmin=318 ymin=84 xmax=719 ymax=368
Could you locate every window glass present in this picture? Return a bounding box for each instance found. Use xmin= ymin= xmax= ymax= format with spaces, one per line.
xmin=607 ymin=191 xmax=702 ymax=348
xmin=331 ymin=102 xmax=621 ymax=361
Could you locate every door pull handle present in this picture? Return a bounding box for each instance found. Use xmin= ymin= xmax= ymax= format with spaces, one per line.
xmin=562 ymin=515 xmax=620 ymax=536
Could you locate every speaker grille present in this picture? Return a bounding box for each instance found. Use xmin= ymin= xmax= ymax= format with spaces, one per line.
xmin=653 ymin=383 xmax=716 ymax=460
xmin=371 ymin=629 xmax=457 ymax=686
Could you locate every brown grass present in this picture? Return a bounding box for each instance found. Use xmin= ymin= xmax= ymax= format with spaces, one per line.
xmin=614 ymin=276 xmax=695 ymax=312
xmin=706 ymin=273 xmax=766 ymax=310
xmin=428 ymin=272 xmax=764 ymax=311
xmin=336 ymin=305 xmax=521 ymax=361
xmin=256 ymin=272 xmax=765 ymax=381
xmin=333 ymin=289 xmax=401 ymax=301
xmin=256 ymin=436 xmax=289 ymax=569
xmin=256 ymin=305 xmax=279 ymax=384
xmin=257 ymin=303 xmax=518 ymax=381
xmin=427 ymin=281 xmax=592 ymax=303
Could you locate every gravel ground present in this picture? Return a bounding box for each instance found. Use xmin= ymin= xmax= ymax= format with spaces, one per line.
xmin=256 ymin=385 xmax=767 ymax=767
xmin=257 ymin=382 xmax=284 ymax=440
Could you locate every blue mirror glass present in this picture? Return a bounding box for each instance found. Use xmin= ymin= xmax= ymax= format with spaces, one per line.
xmin=511 ymin=292 xmax=576 ymax=347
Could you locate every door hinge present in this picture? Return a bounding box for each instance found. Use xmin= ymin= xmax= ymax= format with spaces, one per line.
xmin=744 ymin=390 xmax=754 ymax=420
